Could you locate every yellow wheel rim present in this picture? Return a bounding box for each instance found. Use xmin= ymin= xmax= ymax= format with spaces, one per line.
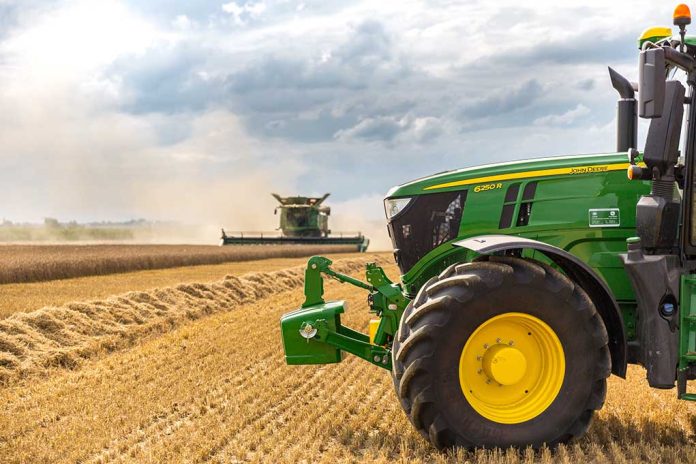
xmin=459 ymin=312 xmax=565 ymax=424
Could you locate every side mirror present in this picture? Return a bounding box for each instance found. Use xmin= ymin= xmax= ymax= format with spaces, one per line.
xmin=639 ymin=47 xmax=666 ymax=118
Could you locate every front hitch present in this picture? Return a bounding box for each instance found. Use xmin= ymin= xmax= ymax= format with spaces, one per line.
xmin=280 ymin=256 xmax=409 ymax=370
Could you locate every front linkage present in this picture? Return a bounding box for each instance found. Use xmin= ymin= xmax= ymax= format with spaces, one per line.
xmin=280 ymin=256 xmax=410 ymax=370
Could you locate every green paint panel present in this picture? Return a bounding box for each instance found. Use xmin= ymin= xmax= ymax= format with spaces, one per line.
xmin=280 ymin=301 xmax=344 ymax=365
xmin=392 ymin=153 xmax=649 ymax=298
xmin=386 ymin=153 xmax=632 ymax=197
xmin=678 ymin=275 xmax=696 ymax=401
xmin=679 ymin=276 xmax=696 ymax=369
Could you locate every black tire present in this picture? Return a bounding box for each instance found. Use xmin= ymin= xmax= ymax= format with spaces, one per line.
xmin=391 ymin=256 xmax=610 ymax=449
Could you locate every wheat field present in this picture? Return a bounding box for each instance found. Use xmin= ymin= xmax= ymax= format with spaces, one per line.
xmin=0 ymin=244 xmax=358 ymax=284
xmin=0 ymin=256 xmax=694 ymax=463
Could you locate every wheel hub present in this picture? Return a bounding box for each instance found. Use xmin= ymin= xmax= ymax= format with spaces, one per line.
xmin=482 ymin=345 xmax=527 ymax=385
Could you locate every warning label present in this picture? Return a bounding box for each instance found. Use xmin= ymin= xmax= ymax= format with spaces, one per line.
xmin=589 ymin=208 xmax=620 ymax=227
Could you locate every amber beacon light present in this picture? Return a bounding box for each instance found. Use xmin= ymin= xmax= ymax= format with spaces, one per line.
xmin=674 ymin=4 xmax=691 ymax=26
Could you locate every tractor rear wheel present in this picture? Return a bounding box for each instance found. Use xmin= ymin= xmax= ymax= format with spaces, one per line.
xmin=391 ymin=256 xmax=610 ymax=449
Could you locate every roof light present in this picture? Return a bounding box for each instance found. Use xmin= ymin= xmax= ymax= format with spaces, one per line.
xmin=674 ymin=4 xmax=691 ymax=26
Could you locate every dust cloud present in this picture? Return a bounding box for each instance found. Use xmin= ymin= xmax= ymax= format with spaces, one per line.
xmin=329 ymin=194 xmax=391 ymax=251
xmin=0 ymin=5 xmax=391 ymax=248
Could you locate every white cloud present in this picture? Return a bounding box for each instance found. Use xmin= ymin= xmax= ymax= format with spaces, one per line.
xmin=334 ymin=114 xmax=444 ymax=145
xmin=172 ymin=14 xmax=193 ymax=31
xmin=533 ymin=104 xmax=591 ymax=126
xmin=2 ymin=0 xmax=160 ymax=75
xmin=222 ymin=1 xmax=267 ymax=26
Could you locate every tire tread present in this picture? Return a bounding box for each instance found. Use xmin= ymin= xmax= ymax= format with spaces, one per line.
xmin=391 ymin=257 xmax=610 ymax=449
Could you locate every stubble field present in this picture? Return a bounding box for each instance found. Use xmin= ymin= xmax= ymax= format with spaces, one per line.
xmin=0 ymin=253 xmax=694 ymax=463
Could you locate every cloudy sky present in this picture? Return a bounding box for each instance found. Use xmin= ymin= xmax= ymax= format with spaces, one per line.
xmin=0 ymin=0 xmax=679 ymax=245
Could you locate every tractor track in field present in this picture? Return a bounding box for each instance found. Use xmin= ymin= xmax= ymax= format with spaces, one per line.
xmin=86 ymin=402 xmax=196 ymax=464
xmin=201 ymin=356 xmax=370 ymax=463
xmin=247 ymin=364 xmax=386 ymax=463
xmin=195 ymin=361 xmax=337 ymax=463
xmin=85 ymin=340 xmax=324 ymax=464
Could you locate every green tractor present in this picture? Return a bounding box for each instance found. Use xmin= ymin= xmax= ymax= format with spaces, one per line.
xmin=221 ymin=193 xmax=369 ymax=251
xmin=280 ymin=7 xmax=696 ymax=449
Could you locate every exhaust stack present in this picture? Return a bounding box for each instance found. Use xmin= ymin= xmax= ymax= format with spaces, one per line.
xmin=609 ymin=67 xmax=638 ymax=152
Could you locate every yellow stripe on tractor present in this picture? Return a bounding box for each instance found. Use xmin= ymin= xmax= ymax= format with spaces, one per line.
xmin=424 ymin=163 xmax=631 ymax=191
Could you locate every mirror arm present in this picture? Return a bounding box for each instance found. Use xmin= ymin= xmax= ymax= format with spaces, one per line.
xmin=664 ymin=47 xmax=696 ymax=73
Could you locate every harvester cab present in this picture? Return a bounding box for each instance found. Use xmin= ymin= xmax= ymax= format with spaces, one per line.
xmin=271 ymin=193 xmax=331 ymax=238
xmin=220 ymin=193 xmax=369 ymax=251
xmin=280 ymin=5 xmax=696 ymax=450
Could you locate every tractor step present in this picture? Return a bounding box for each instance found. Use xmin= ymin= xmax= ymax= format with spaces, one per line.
xmin=681 ymin=393 xmax=696 ymax=401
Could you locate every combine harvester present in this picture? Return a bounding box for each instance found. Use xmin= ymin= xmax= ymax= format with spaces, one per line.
xmin=221 ymin=193 xmax=369 ymax=252
xmin=280 ymin=5 xmax=696 ymax=450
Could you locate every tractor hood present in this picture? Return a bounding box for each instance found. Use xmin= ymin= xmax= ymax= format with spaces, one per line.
xmin=383 ymin=151 xmax=640 ymax=282
xmin=385 ymin=152 xmax=632 ymax=199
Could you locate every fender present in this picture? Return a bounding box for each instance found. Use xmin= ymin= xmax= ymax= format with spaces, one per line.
xmin=454 ymin=234 xmax=627 ymax=378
